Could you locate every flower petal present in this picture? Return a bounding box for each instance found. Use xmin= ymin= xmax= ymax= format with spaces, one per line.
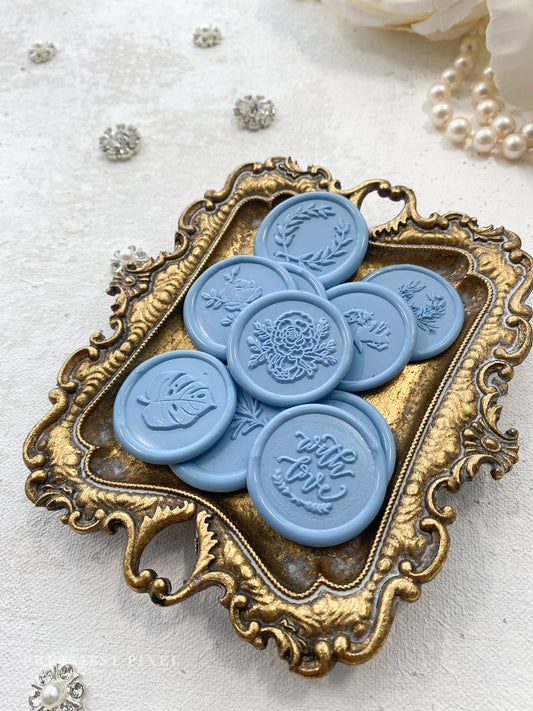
xmin=320 ymin=0 xmax=431 ymax=29
xmin=487 ymin=0 xmax=533 ymax=110
xmin=412 ymin=0 xmax=487 ymax=39
xmin=321 ymin=0 xmax=487 ymax=37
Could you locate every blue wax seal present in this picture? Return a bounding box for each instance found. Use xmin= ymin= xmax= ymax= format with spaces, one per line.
xmin=362 ymin=264 xmax=464 ymax=361
xmin=327 ymin=282 xmax=416 ymax=391
xmin=319 ymin=390 xmax=396 ymax=482
xmin=227 ymin=291 xmax=353 ymax=407
xmin=282 ymin=263 xmax=327 ymax=298
xmin=254 ymin=192 xmax=369 ymax=288
xmin=184 ymin=255 xmax=295 ymax=360
xmin=113 ymin=350 xmax=237 ymax=464
xmin=247 ymin=404 xmax=388 ymax=547
xmin=171 ymin=388 xmax=282 ymax=492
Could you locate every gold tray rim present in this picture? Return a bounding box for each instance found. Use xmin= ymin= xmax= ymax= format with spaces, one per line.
xmin=24 ymin=157 xmax=533 ymax=677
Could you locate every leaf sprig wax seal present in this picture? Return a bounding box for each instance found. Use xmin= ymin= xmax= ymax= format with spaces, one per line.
xmin=362 ymin=264 xmax=464 ymax=361
xmin=172 ymin=388 xmax=283 ymax=492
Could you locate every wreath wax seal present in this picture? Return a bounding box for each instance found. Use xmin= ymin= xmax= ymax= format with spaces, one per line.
xmin=184 ymin=255 xmax=295 ymax=359
xmin=247 ymin=404 xmax=388 ymax=546
xmin=113 ymin=350 xmax=236 ymax=464
xmin=254 ymin=191 xmax=368 ymax=288
xmin=363 ymin=263 xmax=465 ymax=360
xmin=227 ymin=291 xmax=353 ymax=406
xmin=327 ymin=281 xmax=417 ymax=390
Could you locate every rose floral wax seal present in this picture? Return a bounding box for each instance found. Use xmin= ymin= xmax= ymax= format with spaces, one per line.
xmin=227 ymin=291 xmax=353 ymax=406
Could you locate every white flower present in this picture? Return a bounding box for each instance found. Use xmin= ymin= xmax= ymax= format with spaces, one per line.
xmin=321 ymin=0 xmax=489 ymax=40
xmin=487 ymin=0 xmax=533 ymax=110
xmin=322 ymin=0 xmax=533 ymax=109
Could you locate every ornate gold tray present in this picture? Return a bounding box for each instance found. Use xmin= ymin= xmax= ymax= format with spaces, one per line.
xmin=24 ymin=158 xmax=532 ymax=677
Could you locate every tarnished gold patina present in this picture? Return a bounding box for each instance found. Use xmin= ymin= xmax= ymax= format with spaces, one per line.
xmin=24 ymin=158 xmax=532 ymax=676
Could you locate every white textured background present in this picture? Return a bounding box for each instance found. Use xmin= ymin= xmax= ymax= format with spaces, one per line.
xmin=1 ymin=1 xmax=532 ymax=709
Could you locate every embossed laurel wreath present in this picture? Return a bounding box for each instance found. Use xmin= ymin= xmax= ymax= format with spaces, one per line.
xmin=24 ymin=159 xmax=532 ymax=677
xmin=273 ymin=201 xmax=353 ymax=271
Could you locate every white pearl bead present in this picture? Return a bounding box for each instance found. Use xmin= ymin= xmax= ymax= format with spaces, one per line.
xmin=41 ymin=681 xmax=65 ymax=708
xmin=445 ymin=117 xmax=472 ymax=145
xmin=472 ymin=127 xmax=497 ymax=154
xmin=502 ymin=133 xmax=528 ymax=161
xmin=460 ymin=36 xmax=481 ymax=54
xmin=472 ymin=80 xmax=495 ymax=104
xmin=441 ymin=66 xmax=462 ymax=93
xmin=427 ymin=82 xmax=451 ymax=105
xmin=521 ymin=122 xmax=533 ymax=148
xmin=430 ymin=102 xmax=453 ymax=129
xmin=454 ymin=53 xmax=476 ymax=77
xmin=475 ymin=98 xmax=500 ymax=126
xmin=481 ymin=66 xmax=495 ymax=81
xmin=491 ymin=114 xmax=516 ymax=139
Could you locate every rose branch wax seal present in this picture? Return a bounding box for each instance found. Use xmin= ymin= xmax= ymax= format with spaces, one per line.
xmin=227 ymin=291 xmax=353 ymax=407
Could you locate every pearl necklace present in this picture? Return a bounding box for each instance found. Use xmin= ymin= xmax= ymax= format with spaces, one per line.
xmin=427 ymin=29 xmax=533 ymax=162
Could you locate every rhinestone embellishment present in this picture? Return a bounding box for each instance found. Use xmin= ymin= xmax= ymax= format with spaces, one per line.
xmin=99 ymin=124 xmax=141 ymax=161
xmin=29 ymin=664 xmax=86 ymax=710
xmin=28 ymin=42 xmax=57 ymax=63
xmin=234 ymin=95 xmax=276 ymax=131
xmin=58 ymin=665 xmax=74 ymax=681
xmin=111 ymin=244 xmax=149 ymax=274
xmin=193 ymin=25 xmax=222 ymax=48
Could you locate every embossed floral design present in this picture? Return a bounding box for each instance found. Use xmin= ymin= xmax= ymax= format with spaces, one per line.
xmin=138 ymin=371 xmax=216 ymax=430
xmin=29 ymin=664 xmax=85 ymax=711
xmin=344 ymin=308 xmax=391 ymax=352
xmin=247 ymin=310 xmax=337 ymax=382
xmin=398 ymin=281 xmax=446 ymax=334
xmin=201 ymin=266 xmax=262 ymax=326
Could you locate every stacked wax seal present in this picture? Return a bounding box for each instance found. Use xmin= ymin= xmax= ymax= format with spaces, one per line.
xmin=113 ymin=192 xmax=465 ymax=547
